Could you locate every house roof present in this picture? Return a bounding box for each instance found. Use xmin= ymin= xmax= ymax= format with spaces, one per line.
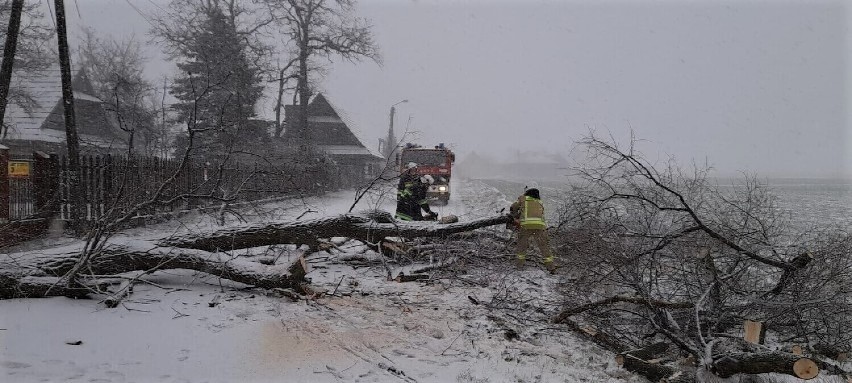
xmin=284 ymin=93 xmax=382 ymax=161
xmin=1 ymin=63 xmax=123 ymax=147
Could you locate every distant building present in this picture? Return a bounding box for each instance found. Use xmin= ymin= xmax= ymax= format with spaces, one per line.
xmin=1 ymin=63 xmax=126 ymax=158
xmin=283 ymin=93 xmax=384 ymax=181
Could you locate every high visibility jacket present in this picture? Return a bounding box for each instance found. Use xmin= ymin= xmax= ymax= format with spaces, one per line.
xmin=510 ymin=196 xmax=546 ymax=229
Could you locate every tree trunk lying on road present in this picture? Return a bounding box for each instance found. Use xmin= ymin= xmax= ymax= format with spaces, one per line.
xmin=0 ymin=240 xmax=309 ymax=299
xmin=160 ymin=211 xmax=512 ymax=251
xmin=1 ymin=211 xmax=512 ymax=299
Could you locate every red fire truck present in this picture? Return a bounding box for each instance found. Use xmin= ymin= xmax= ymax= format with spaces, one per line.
xmin=398 ymin=143 xmax=456 ymax=204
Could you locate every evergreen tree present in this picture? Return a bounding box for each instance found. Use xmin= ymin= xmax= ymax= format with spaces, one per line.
xmin=170 ymin=7 xmax=264 ymax=160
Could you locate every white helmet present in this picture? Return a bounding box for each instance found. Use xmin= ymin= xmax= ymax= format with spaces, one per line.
xmin=420 ymin=175 xmax=435 ymax=184
xmin=405 ymin=162 xmax=418 ymax=170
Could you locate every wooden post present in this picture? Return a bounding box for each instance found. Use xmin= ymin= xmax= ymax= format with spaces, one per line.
xmin=0 ymin=144 xmax=9 ymax=223
xmin=32 ymin=151 xmax=59 ymax=217
xmin=743 ymin=320 xmax=766 ymax=344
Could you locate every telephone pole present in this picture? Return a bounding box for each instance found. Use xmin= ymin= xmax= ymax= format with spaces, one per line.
xmin=0 ymin=0 xmax=25 ymax=137
xmin=55 ymin=0 xmax=83 ymax=229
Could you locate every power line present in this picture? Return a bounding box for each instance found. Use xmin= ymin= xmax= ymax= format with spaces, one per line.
xmin=123 ymin=0 xmax=157 ymax=29
xmin=72 ymin=0 xmax=81 ymax=20
xmin=42 ymin=0 xmax=57 ymax=30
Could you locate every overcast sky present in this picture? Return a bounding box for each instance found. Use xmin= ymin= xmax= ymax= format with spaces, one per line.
xmin=59 ymin=0 xmax=850 ymax=178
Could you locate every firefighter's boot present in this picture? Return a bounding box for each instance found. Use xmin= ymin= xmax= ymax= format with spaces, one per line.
xmin=515 ymin=255 xmax=526 ymax=269
xmin=543 ymin=256 xmax=557 ymax=274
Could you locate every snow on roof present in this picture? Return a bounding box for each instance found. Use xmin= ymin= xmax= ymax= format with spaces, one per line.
xmin=284 ymin=93 xmax=383 ymax=160
xmin=323 ymin=95 xmax=384 ymax=159
xmin=317 ymin=145 xmax=375 ymax=156
xmin=2 ymin=64 xmax=125 ymax=147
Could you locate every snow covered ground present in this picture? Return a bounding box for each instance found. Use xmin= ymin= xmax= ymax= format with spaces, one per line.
xmin=1 ymin=179 xmax=643 ymax=383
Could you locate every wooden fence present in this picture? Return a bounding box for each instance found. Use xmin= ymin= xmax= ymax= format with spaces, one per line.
xmin=1 ymin=151 xmax=352 ymax=228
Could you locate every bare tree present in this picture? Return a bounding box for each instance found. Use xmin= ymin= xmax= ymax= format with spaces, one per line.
xmin=263 ymin=0 xmax=381 ymax=146
xmin=546 ymin=132 xmax=852 ymax=381
xmin=76 ymin=29 xmax=164 ymax=155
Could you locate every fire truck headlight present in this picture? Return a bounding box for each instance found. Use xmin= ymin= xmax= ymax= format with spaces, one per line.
xmin=438 ymin=186 xmax=447 ymax=192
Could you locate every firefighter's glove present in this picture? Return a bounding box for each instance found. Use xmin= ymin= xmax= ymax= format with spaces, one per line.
xmin=427 ymin=212 xmax=439 ymax=220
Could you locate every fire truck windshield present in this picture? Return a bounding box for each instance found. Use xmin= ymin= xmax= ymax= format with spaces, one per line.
xmin=401 ymin=150 xmax=446 ymax=166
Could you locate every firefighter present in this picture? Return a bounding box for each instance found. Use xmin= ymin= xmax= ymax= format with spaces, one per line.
xmin=395 ymin=164 xmax=437 ymax=221
xmin=414 ymin=175 xmax=439 ymax=221
xmin=509 ymin=188 xmax=556 ymax=272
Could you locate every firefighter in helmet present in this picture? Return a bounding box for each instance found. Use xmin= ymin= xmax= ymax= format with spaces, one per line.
xmin=509 ymin=188 xmax=556 ymax=272
xmin=395 ymin=163 xmax=438 ymax=221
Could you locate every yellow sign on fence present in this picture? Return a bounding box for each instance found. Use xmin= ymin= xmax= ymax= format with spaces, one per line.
xmin=8 ymin=161 xmax=31 ymax=178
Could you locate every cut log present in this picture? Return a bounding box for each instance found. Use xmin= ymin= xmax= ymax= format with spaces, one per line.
xmin=711 ymin=351 xmax=819 ymax=379
xmin=791 ymin=345 xmax=803 ymax=355
xmin=742 ymin=320 xmax=765 ymax=344
xmin=104 ymin=278 xmax=134 ymax=308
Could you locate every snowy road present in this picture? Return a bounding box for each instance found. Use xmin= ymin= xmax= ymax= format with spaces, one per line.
xmin=0 ymin=179 xmax=640 ymax=383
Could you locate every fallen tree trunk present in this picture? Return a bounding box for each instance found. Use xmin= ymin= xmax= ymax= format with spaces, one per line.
xmin=160 ymin=212 xmax=513 ymax=252
xmin=2 ymin=212 xmax=510 ymax=299
xmin=0 ymin=241 xmax=308 ymax=299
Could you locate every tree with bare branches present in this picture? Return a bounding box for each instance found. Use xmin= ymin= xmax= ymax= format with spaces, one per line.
xmin=263 ymin=0 xmax=381 ymax=145
xmin=76 ymin=29 xmax=166 ymax=156
xmin=547 ymin=132 xmax=852 ymax=381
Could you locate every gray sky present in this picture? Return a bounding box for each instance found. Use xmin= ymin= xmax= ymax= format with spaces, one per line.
xmin=61 ymin=0 xmax=850 ymax=178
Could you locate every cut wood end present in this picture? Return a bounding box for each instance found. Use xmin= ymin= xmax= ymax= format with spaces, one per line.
xmin=791 ymin=345 xmax=803 ymax=355
xmin=299 ymin=256 xmax=309 ymax=274
xmin=743 ymin=320 xmax=763 ymax=344
xmin=792 ymin=358 xmax=819 ymax=380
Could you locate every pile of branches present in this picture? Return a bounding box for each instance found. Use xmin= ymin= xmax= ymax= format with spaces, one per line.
xmin=548 ymin=134 xmax=852 ymax=382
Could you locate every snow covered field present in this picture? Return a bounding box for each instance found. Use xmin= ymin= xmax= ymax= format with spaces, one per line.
xmin=0 ymin=179 xmax=643 ymax=383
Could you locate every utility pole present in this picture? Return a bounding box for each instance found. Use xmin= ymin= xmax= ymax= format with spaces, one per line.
xmin=54 ymin=0 xmax=83 ymax=229
xmin=0 ymin=0 xmax=25 ymax=138
xmin=384 ymin=99 xmax=407 ymax=160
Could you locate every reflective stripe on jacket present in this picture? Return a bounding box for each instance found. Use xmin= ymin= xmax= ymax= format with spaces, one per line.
xmin=519 ymin=196 xmax=546 ymax=229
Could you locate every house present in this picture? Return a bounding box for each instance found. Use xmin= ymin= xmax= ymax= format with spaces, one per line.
xmin=283 ymin=93 xmax=384 ymax=182
xmin=0 ymin=63 xmax=126 ymax=158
